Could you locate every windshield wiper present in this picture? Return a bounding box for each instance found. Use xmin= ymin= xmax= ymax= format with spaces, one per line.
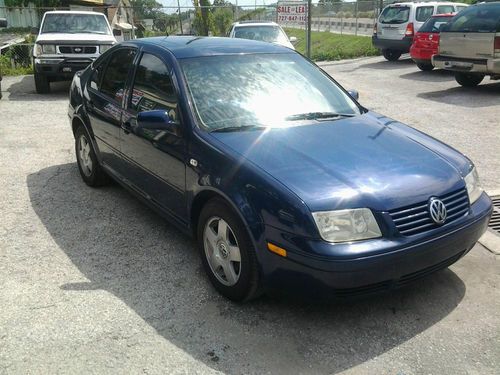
xmin=285 ymin=112 xmax=356 ymax=121
xmin=211 ymin=125 xmax=266 ymax=133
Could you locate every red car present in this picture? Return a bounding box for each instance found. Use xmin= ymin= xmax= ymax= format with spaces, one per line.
xmin=410 ymin=14 xmax=455 ymax=71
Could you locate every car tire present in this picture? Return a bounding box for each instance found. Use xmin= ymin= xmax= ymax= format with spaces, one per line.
xmin=74 ymin=125 xmax=109 ymax=187
xmin=455 ymin=73 xmax=484 ymax=87
xmin=382 ymin=50 xmax=402 ymax=61
xmin=34 ymin=73 xmax=50 ymax=94
xmin=417 ymin=63 xmax=434 ymax=71
xmin=197 ymin=198 xmax=262 ymax=302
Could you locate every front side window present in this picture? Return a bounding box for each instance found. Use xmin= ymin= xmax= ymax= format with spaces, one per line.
xmin=130 ymin=53 xmax=179 ymax=123
xmin=447 ymin=5 xmax=500 ymax=33
xmin=379 ymin=6 xmax=410 ymax=24
xmin=181 ymin=53 xmax=361 ymax=131
xmin=41 ymin=13 xmax=111 ymax=35
xmin=100 ymin=48 xmax=136 ymax=102
xmin=416 ymin=6 xmax=434 ymax=22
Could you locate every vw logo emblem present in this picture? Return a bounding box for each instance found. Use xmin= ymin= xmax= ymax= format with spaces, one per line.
xmin=429 ymin=198 xmax=447 ymax=224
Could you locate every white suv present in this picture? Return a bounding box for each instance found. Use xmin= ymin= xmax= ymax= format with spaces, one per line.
xmin=372 ymin=2 xmax=468 ymax=61
xmin=228 ymin=21 xmax=296 ymax=49
xmin=33 ymin=11 xmax=116 ymax=93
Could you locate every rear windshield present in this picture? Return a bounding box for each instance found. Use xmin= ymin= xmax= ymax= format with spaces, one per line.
xmin=419 ymin=16 xmax=453 ymax=33
xmin=416 ymin=6 xmax=434 ymax=22
xmin=446 ymin=4 xmax=500 ymax=33
xmin=41 ymin=13 xmax=111 ymax=34
xmin=379 ymin=6 xmax=410 ymax=24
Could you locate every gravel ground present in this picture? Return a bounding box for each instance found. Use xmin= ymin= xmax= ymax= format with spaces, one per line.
xmin=0 ymin=57 xmax=499 ymax=375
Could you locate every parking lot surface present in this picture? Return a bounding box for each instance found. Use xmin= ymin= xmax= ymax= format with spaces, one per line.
xmin=1 ymin=56 xmax=499 ymax=374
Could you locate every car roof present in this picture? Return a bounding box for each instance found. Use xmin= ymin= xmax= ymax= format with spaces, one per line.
xmin=126 ymin=36 xmax=293 ymax=59
xmin=44 ymin=10 xmax=106 ymax=15
xmin=233 ymin=21 xmax=279 ymax=27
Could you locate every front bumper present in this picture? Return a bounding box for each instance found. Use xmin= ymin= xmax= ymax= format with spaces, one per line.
xmin=34 ymin=57 xmax=95 ymax=80
xmin=372 ymin=35 xmax=413 ymax=53
xmin=258 ymin=193 xmax=492 ymax=296
xmin=432 ymin=54 xmax=500 ymax=75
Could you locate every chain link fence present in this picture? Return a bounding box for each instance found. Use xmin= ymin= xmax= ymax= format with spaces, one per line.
xmin=0 ymin=2 xmax=392 ymax=76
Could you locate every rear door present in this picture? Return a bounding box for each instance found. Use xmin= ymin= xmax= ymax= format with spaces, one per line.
xmin=439 ymin=5 xmax=500 ymax=59
xmin=378 ymin=5 xmax=411 ymax=40
xmin=86 ymin=47 xmax=137 ymax=171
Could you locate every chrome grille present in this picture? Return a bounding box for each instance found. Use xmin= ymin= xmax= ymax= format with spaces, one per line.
xmin=389 ymin=188 xmax=470 ymax=236
xmin=58 ymin=46 xmax=97 ymax=54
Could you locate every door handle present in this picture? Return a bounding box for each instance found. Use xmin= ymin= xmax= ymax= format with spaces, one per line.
xmin=121 ymin=121 xmax=132 ymax=134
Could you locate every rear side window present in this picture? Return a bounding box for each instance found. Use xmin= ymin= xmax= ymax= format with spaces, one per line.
xmin=130 ymin=53 xmax=179 ymax=123
xmin=436 ymin=5 xmax=454 ymax=14
xmin=416 ymin=6 xmax=434 ymax=22
xmin=418 ymin=16 xmax=453 ymax=32
xmin=447 ymin=5 xmax=500 ymax=33
xmin=379 ymin=6 xmax=410 ymax=24
xmin=100 ymin=48 xmax=136 ymax=102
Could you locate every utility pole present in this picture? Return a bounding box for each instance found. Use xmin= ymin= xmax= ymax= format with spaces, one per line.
xmin=306 ymin=0 xmax=311 ymax=58
xmin=177 ymin=0 xmax=183 ymax=34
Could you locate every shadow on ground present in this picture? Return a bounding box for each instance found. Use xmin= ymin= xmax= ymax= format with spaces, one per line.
xmin=5 ymin=75 xmax=70 ymax=101
xmin=417 ymin=81 xmax=500 ymax=108
xmin=27 ymin=163 xmax=466 ymax=373
xmin=399 ymin=69 xmax=455 ymax=82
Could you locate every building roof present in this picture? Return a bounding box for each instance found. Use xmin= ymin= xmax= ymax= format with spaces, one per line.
xmin=127 ymin=36 xmax=293 ymax=59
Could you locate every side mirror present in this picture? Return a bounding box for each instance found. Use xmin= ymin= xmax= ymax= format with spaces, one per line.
xmin=348 ymin=90 xmax=359 ymax=100
xmin=0 ymin=18 xmax=7 ymax=28
xmin=31 ymin=27 xmax=39 ymax=35
xmin=289 ymin=36 xmax=297 ymax=43
xmin=137 ymin=110 xmax=177 ymax=132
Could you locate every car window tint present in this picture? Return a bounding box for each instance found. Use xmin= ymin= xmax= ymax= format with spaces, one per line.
xmin=436 ymin=5 xmax=454 ymax=14
xmin=416 ymin=6 xmax=434 ymax=22
xmin=419 ymin=16 xmax=453 ymax=32
xmin=100 ymin=48 xmax=136 ymax=102
xmin=89 ymin=56 xmax=108 ymax=91
xmin=379 ymin=6 xmax=410 ymax=24
xmin=448 ymin=5 xmax=500 ymax=33
xmin=130 ymin=53 xmax=179 ymax=123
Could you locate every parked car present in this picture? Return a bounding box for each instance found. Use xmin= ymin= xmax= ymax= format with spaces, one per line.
xmin=228 ymin=21 xmax=296 ymax=49
xmin=68 ymin=37 xmax=492 ymax=301
xmin=373 ymin=2 xmax=468 ymax=61
xmin=432 ymin=2 xmax=500 ymax=87
xmin=0 ymin=17 xmax=7 ymax=100
xmin=410 ymin=13 xmax=455 ymax=71
xmin=33 ymin=11 xmax=116 ymax=94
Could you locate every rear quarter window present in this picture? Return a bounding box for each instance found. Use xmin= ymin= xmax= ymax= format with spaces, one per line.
xmin=416 ymin=6 xmax=434 ymax=22
xmin=436 ymin=5 xmax=454 ymax=14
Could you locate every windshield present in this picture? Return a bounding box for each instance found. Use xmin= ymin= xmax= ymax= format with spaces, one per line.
xmin=419 ymin=16 xmax=453 ymax=33
xmin=41 ymin=13 xmax=111 ymax=34
xmin=234 ymin=25 xmax=290 ymax=45
xmin=180 ymin=53 xmax=361 ymax=131
xmin=447 ymin=5 xmax=500 ymax=33
xmin=379 ymin=6 xmax=410 ymax=24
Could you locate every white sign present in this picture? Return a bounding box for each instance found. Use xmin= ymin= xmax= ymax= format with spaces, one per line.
xmin=277 ymin=2 xmax=307 ymax=25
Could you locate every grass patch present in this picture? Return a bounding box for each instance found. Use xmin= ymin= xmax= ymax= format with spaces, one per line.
xmin=285 ymin=28 xmax=380 ymax=61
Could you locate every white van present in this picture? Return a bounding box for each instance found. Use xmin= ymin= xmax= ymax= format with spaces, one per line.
xmin=372 ymin=2 xmax=468 ymax=61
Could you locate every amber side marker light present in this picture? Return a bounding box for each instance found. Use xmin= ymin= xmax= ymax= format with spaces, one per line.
xmin=267 ymin=242 xmax=287 ymax=257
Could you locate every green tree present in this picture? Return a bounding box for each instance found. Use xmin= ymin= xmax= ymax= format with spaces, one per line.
xmin=212 ymin=7 xmax=232 ymax=36
xmin=192 ymin=0 xmax=214 ymax=36
xmin=130 ymin=0 xmax=163 ymax=20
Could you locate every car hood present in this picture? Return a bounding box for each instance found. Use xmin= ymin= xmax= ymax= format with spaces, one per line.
xmin=36 ymin=33 xmax=116 ymax=44
xmin=210 ymin=112 xmax=471 ymax=212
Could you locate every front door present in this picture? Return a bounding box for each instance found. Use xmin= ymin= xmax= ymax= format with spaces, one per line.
xmin=120 ymin=51 xmax=187 ymax=222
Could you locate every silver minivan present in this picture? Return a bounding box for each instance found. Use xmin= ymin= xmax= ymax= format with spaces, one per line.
xmin=372 ymin=2 xmax=468 ymax=61
xmin=433 ymin=2 xmax=500 ymax=87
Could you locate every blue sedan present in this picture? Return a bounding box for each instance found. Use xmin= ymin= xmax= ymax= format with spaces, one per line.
xmin=68 ymin=37 xmax=493 ymax=301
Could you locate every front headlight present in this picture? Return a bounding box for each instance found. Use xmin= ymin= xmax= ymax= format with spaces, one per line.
xmin=100 ymin=44 xmax=112 ymax=53
xmin=34 ymin=43 xmax=42 ymax=56
xmin=312 ymin=208 xmax=382 ymax=243
xmin=464 ymin=167 xmax=483 ymax=204
xmin=42 ymin=44 xmax=56 ymax=54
